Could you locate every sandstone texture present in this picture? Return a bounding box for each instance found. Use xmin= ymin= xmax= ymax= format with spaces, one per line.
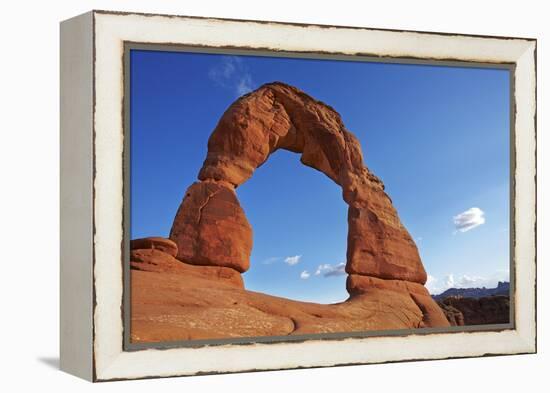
xmin=346 ymin=274 xmax=450 ymax=327
xmin=130 ymin=237 xmax=178 ymax=257
xmin=169 ymin=181 xmax=252 ymax=272
xmin=131 ymin=248 xmax=244 ymax=289
xmin=132 ymin=82 xmax=450 ymax=343
xmin=131 ymin=243 xmax=445 ymax=343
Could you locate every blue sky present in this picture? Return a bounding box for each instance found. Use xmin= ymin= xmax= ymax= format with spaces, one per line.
xmin=130 ymin=49 xmax=510 ymax=303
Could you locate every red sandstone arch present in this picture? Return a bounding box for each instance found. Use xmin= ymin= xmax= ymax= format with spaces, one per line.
xmin=169 ymin=82 xmax=427 ymax=289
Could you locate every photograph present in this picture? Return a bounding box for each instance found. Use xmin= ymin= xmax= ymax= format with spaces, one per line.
xmin=127 ymin=47 xmax=512 ymax=344
xmin=1 ymin=0 xmax=543 ymax=388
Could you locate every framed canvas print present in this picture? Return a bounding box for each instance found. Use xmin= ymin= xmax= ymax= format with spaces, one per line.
xmin=60 ymin=10 xmax=537 ymax=381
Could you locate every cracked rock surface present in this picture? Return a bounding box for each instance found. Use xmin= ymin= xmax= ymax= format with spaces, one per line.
xmin=169 ymin=181 xmax=252 ymax=272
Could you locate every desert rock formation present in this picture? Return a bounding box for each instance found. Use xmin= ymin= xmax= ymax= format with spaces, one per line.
xmin=437 ymin=302 xmax=466 ymax=326
xmin=437 ymin=295 xmax=510 ymax=326
xmin=170 ymin=181 xmax=252 ymax=272
xmin=132 ymin=82 xmax=450 ymax=343
xmin=171 ymin=82 xmax=426 ymax=283
xmin=131 ymin=238 xmax=444 ymax=342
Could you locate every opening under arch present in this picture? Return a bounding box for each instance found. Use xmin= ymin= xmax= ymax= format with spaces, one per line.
xmin=238 ymin=149 xmax=349 ymax=304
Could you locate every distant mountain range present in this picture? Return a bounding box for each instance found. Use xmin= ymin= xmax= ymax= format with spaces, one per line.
xmin=432 ymin=281 xmax=510 ymax=301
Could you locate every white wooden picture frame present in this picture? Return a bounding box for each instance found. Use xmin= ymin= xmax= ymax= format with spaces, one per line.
xmin=60 ymin=10 xmax=536 ymax=381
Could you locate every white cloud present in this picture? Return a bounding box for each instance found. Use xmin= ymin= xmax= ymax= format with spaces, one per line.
xmin=208 ymin=58 xmax=236 ymax=81
xmin=208 ymin=56 xmax=255 ymax=97
xmin=425 ymin=274 xmax=438 ymax=293
xmin=315 ymin=264 xmax=331 ymax=276
xmin=456 ymin=274 xmax=486 ymax=287
xmin=284 ymin=255 xmax=301 ymax=266
xmin=444 ymin=274 xmax=455 ymax=288
xmin=262 ymin=257 xmax=280 ymax=265
xmin=300 ymin=270 xmax=310 ymax=280
xmin=315 ymin=262 xmax=346 ymax=277
xmin=427 ymin=269 xmax=510 ymax=295
xmin=236 ymin=74 xmax=254 ymax=96
xmin=453 ymin=207 xmax=486 ymax=233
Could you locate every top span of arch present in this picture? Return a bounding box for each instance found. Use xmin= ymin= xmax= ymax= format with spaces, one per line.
xmin=198 ymin=82 xmax=385 ymax=206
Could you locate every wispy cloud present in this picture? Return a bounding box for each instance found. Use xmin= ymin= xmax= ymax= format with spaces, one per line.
xmin=315 ymin=262 xmax=346 ymax=277
xmin=262 ymin=257 xmax=281 ymax=265
xmin=208 ymin=57 xmax=237 ymax=81
xmin=236 ymin=74 xmax=254 ymax=96
xmin=453 ymin=207 xmax=485 ymax=233
xmin=300 ymin=270 xmax=310 ymax=280
xmin=427 ymin=269 xmax=509 ymax=295
xmin=208 ymin=56 xmax=255 ymax=97
xmin=284 ymin=255 xmax=302 ymax=266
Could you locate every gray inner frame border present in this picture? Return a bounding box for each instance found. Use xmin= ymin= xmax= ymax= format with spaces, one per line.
xmin=122 ymin=42 xmax=516 ymax=352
